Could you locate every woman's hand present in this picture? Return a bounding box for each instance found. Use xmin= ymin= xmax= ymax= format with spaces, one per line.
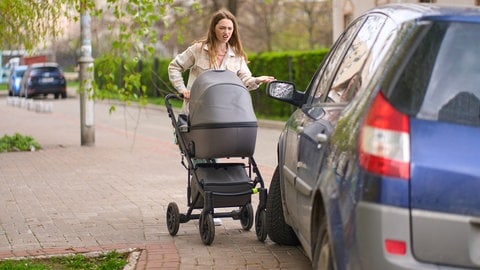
xmin=180 ymin=89 xmax=190 ymax=100
xmin=255 ymin=76 xmax=276 ymax=84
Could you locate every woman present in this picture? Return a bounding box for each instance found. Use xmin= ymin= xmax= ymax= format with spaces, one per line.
xmin=168 ymin=9 xmax=275 ymax=112
xmin=168 ymin=9 xmax=273 ymax=226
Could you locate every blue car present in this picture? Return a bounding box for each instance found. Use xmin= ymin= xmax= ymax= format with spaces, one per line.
xmin=19 ymin=62 xmax=67 ymax=99
xmin=266 ymin=4 xmax=480 ymax=270
xmin=8 ymin=65 xmax=27 ymax=96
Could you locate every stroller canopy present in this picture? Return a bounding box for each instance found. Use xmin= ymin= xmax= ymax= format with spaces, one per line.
xmin=189 ymin=70 xmax=257 ymax=126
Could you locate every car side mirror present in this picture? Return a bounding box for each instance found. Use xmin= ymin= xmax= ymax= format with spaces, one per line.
xmin=266 ymin=81 xmax=305 ymax=107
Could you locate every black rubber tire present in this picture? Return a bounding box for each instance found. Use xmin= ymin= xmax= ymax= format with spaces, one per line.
xmin=266 ymin=166 xmax=299 ymax=245
xmin=61 ymin=92 xmax=67 ymax=99
xmin=166 ymin=202 xmax=180 ymax=236
xmin=54 ymin=93 xmax=59 ymax=99
xmin=199 ymin=212 xmax=215 ymax=245
xmin=255 ymin=208 xmax=267 ymax=242
xmin=240 ymin=203 xmax=254 ymax=231
xmin=312 ymin=216 xmax=334 ymax=270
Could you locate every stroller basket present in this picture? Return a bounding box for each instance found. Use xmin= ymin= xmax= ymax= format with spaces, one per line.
xmin=191 ymin=163 xmax=253 ymax=208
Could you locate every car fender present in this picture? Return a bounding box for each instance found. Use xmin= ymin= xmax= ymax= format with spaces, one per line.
xmin=311 ymin=160 xmax=350 ymax=270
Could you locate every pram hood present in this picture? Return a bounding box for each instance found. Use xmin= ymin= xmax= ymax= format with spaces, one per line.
xmin=189 ymin=70 xmax=257 ymax=127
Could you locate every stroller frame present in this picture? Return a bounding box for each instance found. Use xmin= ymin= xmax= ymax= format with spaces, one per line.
xmin=165 ymin=93 xmax=268 ymax=245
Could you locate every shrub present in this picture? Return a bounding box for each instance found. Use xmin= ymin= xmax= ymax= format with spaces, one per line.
xmin=0 ymin=133 xmax=42 ymax=153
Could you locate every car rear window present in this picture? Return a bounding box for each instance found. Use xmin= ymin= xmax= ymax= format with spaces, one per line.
xmin=388 ymin=21 xmax=480 ymax=127
xmin=30 ymin=67 xmax=61 ymax=76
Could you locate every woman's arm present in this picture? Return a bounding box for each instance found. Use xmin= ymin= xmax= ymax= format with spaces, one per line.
xmin=237 ymin=58 xmax=275 ymax=90
xmin=168 ymin=44 xmax=197 ymax=95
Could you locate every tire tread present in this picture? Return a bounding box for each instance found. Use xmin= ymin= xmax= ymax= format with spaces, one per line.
xmin=266 ymin=167 xmax=299 ymax=246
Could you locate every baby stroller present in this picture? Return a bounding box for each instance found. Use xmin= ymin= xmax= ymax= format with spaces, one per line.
xmin=164 ymin=69 xmax=268 ymax=245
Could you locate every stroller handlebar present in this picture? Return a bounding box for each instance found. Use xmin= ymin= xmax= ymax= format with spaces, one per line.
xmin=165 ymin=93 xmax=184 ymax=110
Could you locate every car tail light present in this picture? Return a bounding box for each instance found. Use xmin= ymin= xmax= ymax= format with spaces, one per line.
xmin=359 ymin=92 xmax=410 ymax=179
xmin=385 ymin=239 xmax=406 ymax=255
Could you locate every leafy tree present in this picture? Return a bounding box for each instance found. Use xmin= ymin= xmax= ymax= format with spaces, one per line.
xmin=0 ymin=0 xmax=72 ymax=50
xmin=240 ymin=0 xmax=281 ymax=52
xmin=1 ymin=0 xmax=200 ymax=105
xmin=298 ymin=0 xmax=332 ymax=49
xmin=87 ymin=0 xmax=201 ymax=106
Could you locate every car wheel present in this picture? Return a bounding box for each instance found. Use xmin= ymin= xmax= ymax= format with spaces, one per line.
xmin=54 ymin=93 xmax=59 ymax=99
xmin=61 ymin=92 xmax=67 ymax=99
xmin=266 ymin=166 xmax=299 ymax=245
xmin=312 ymin=216 xmax=334 ymax=270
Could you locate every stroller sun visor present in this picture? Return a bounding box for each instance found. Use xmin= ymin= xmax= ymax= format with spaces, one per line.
xmin=189 ymin=70 xmax=257 ymax=127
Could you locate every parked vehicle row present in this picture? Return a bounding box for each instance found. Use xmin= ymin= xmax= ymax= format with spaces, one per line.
xmin=266 ymin=3 xmax=480 ymax=270
xmin=8 ymin=62 xmax=67 ymax=99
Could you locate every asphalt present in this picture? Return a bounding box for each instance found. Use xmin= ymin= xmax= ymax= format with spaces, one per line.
xmin=0 ymin=89 xmax=311 ymax=269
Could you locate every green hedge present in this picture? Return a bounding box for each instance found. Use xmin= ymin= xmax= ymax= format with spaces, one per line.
xmin=94 ymin=49 xmax=329 ymax=118
xmin=248 ymin=49 xmax=329 ymax=118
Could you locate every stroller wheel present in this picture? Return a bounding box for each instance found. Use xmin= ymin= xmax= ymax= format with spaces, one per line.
xmin=166 ymin=202 xmax=180 ymax=236
xmin=255 ymin=208 xmax=268 ymax=242
xmin=240 ymin=203 xmax=254 ymax=231
xmin=199 ymin=212 xmax=215 ymax=245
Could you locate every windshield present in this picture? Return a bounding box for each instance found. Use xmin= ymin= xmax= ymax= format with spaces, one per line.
xmin=31 ymin=67 xmax=61 ymax=76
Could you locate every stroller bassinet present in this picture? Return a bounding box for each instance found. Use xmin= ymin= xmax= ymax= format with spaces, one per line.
xmin=164 ymin=70 xmax=268 ymax=245
xmin=184 ymin=69 xmax=258 ymax=159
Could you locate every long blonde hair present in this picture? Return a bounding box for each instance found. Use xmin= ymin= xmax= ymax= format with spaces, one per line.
xmin=200 ymin=9 xmax=248 ymax=68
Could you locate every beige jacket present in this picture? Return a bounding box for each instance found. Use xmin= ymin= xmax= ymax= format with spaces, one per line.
xmin=168 ymin=42 xmax=260 ymax=95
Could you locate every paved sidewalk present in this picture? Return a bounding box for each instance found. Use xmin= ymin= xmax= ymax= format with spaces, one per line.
xmin=0 ymin=93 xmax=311 ymax=269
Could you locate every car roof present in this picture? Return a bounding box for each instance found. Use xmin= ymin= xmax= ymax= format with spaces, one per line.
xmin=13 ymin=65 xmax=28 ymax=71
xmin=29 ymin=62 xmax=60 ymax=68
xmin=368 ymin=3 xmax=480 ymax=24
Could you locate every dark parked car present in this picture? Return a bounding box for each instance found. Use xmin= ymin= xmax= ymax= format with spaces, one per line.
xmin=266 ymin=4 xmax=480 ymax=270
xmin=8 ymin=65 xmax=27 ymax=96
xmin=19 ymin=62 xmax=67 ymax=99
